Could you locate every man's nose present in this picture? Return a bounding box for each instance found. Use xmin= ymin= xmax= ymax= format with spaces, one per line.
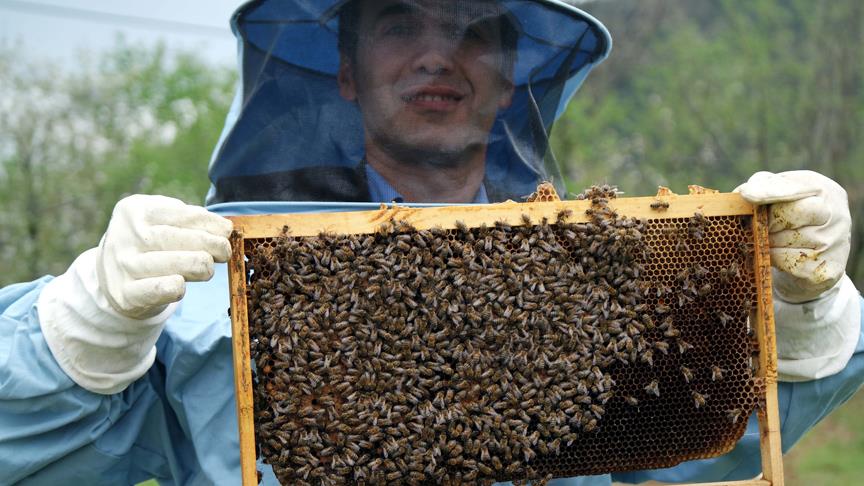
xmin=410 ymin=31 xmax=458 ymax=75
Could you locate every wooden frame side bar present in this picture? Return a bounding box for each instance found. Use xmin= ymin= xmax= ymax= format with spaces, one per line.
xmin=228 ymin=231 xmax=258 ymax=486
xmin=751 ymin=206 xmax=784 ymax=485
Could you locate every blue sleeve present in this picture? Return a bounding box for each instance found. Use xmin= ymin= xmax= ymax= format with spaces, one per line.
xmin=613 ymin=295 xmax=864 ymax=483
xmin=0 ymin=271 xmax=241 ymax=485
xmin=0 ymin=277 xmax=170 ymax=484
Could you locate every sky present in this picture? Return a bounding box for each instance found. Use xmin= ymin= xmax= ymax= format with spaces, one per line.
xmin=0 ymin=0 xmax=601 ymax=68
xmin=0 ymin=0 xmax=242 ymax=67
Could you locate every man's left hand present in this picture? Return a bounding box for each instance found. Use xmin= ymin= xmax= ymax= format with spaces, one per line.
xmin=736 ymin=170 xmax=851 ymax=303
xmin=736 ymin=170 xmax=860 ymax=381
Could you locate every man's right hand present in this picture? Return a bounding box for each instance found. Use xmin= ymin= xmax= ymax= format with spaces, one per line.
xmin=97 ymin=195 xmax=233 ymax=319
xmin=37 ymin=195 xmax=233 ymax=394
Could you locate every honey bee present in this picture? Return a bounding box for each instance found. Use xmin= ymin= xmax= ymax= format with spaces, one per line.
xmin=597 ymin=391 xmax=615 ymax=404
xmin=737 ymin=241 xmax=752 ymax=259
xmin=385 ymin=471 xmax=402 ymax=481
xmin=692 ymin=391 xmax=708 ymax=409
xmin=689 ymin=263 xmax=708 ymax=279
xmin=680 ymin=366 xmax=694 ymax=383
xmin=672 ymin=235 xmax=690 ymax=251
xmin=644 ymin=379 xmax=660 ymax=397
xmin=641 ymin=314 xmax=655 ymax=329
xmin=715 ymin=310 xmax=734 ymax=325
xmin=727 ymin=408 xmax=743 ymax=424
xmin=556 ymin=209 xmax=573 ymax=223
xmin=650 ymin=200 xmax=670 ymax=210
xmin=640 ymin=349 xmax=654 ymax=367
xmin=677 ymin=339 xmax=694 ymax=354
xmin=719 ymin=262 xmax=740 ymax=285
xmin=295 ymin=464 xmax=312 ymax=480
xmin=711 ymin=366 xmax=727 ymax=382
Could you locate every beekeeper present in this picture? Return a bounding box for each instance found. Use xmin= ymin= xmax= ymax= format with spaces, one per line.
xmin=1 ymin=0 xmax=861 ymax=484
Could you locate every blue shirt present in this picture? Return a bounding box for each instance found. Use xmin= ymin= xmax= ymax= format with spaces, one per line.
xmin=365 ymin=163 xmax=489 ymax=204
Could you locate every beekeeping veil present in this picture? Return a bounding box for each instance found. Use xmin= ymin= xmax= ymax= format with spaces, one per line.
xmin=206 ymin=0 xmax=611 ymax=205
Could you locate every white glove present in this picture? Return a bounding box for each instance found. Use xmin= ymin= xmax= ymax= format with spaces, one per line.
xmin=736 ymin=171 xmax=861 ymax=381
xmin=37 ymin=195 xmax=233 ymax=394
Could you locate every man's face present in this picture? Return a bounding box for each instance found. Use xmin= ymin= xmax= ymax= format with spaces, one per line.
xmin=338 ymin=0 xmax=515 ymax=167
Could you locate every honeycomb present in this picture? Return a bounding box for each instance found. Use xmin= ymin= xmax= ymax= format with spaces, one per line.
xmin=532 ymin=215 xmax=762 ymax=477
xmin=525 ymin=182 xmax=562 ymax=203
xmin=242 ymin=192 xmax=763 ymax=485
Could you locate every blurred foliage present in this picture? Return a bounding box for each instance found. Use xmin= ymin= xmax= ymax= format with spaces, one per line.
xmin=553 ymin=0 xmax=864 ymax=287
xmin=784 ymin=390 xmax=864 ymax=485
xmin=0 ymin=40 xmax=236 ymax=285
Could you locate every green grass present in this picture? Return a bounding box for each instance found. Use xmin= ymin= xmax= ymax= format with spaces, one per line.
xmin=134 ymin=391 xmax=864 ymax=486
xmin=785 ymin=390 xmax=864 ymax=485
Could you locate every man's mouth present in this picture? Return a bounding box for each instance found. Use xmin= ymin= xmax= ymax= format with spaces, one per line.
xmin=401 ymin=87 xmax=465 ymax=108
xmin=402 ymin=93 xmax=463 ymax=103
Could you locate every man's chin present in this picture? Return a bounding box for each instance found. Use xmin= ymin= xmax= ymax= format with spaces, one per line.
xmin=378 ymin=136 xmax=484 ymax=169
xmin=402 ymin=130 xmax=488 ymax=153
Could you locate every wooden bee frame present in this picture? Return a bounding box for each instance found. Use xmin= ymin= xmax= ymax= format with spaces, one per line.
xmin=227 ymin=193 xmax=783 ymax=486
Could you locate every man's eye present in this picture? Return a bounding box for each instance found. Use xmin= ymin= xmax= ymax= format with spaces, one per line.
xmin=384 ymin=22 xmax=418 ymax=37
xmin=463 ymin=25 xmax=493 ymax=44
xmin=465 ymin=27 xmax=482 ymax=39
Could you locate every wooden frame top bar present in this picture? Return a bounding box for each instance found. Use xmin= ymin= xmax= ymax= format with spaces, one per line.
xmin=229 ymin=193 xmax=751 ymax=238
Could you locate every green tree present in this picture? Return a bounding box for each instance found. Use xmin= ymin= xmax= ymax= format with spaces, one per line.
xmin=552 ymin=0 xmax=864 ymax=287
xmin=0 ymin=41 xmax=236 ymax=286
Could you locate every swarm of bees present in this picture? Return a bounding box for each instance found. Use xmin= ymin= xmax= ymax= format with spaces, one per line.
xmin=245 ymin=186 xmax=766 ymax=485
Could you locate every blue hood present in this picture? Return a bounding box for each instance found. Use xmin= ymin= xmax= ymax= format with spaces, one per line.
xmin=205 ymin=0 xmax=611 ymax=206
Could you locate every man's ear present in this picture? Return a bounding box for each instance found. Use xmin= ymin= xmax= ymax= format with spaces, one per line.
xmin=338 ymin=54 xmax=357 ymax=101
